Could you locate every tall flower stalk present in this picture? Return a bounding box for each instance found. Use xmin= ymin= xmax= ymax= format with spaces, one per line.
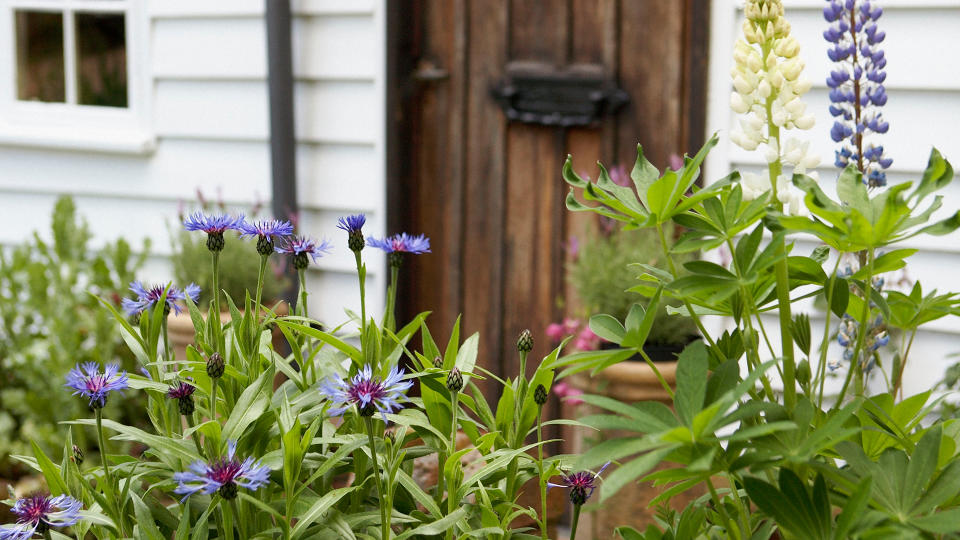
xmin=730 ymin=0 xmax=818 ymax=408
xmin=824 ymin=0 xmax=891 ymax=187
xmin=338 ymin=214 xmax=368 ymax=336
xmin=367 ymin=233 xmax=431 ymax=333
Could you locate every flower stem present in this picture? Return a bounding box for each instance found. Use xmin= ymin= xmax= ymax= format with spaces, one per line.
xmin=297 ymin=269 xmax=308 ymax=319
xmin=210 ymin=378 xmax=218 ymax=422
xmin=445 ymin=392 xmax=460 ymax=540
xmin=254 ymin=253 xmax=268 ymax=355
xmin=834 ymin=247 xmax=875 ymax=409
xmin=892 ymin=329 xmax=917 ymax=399
xmin=569 ymin=504 xmax=582 ymax=540
xmin=536 ymin=406 xmax=549 ymax=540
xmin=96 ymin=409 xmax=114 ymax=493
xmin=211 ymin=251 xmax=223 ymax=353
xmin=185 ymin=415 xmax=205 ymax=459
xmin=816 ymin=256 xmax=843 ymax=410
xmin=354 ymin=250 xmax=367 ymax=338
xmin=384 ymin=265 xmax=399 ymax=334
xmin=365 ymin=417 xmax=390 ymax=540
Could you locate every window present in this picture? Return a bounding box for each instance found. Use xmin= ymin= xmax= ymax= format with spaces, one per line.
xmin=0 ymin=0 xmax=152 ymax=153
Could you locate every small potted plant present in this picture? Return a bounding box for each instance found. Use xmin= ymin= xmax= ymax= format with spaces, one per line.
xmin=166 ymin=191 xmax=289 ymax=357
xmin=550 ymin=165 xmax=699 ymax=404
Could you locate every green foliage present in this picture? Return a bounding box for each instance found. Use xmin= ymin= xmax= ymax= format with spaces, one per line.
xmin=0 ymin=196 xmax=148 ymax=474
xmin=560 ymin=135 xmax=960 ymax=538
xmin=171 ymin=230 xmax=286 ymax=307
xmin=567 ymin=225 xmax=697 ymax=346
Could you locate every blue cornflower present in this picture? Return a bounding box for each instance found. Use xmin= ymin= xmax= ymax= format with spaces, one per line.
xmin=824 ymin=0 xmax=891 ymax=187
xmin=274 ymin=235 xmax=333 ymax=270
xmin=337 ymin=214 xmax=367 ymax=252
xmin=173 ymin=441 xmax=270 ymax=501
xmin=122 ymin=281 xmax=200 ymax=316
xmin=238 ymin=219 xmax=294 ymax=255
xmin=183 ymin=212 xmax=244 ymax=252
xmin=319 ymin=364 xmax=412 ymax=422
xmin=367 ymin=233 xmax=430 ymax=267
xmin=367 ymin=233 xmax=431 ymax=255
xmin=65 ymin=362 xmax=129 ymax=409
xmin=0 ymin=493 xmax=82 ymax=540
xmin=547 ymin=462 xmax=610 ymax=506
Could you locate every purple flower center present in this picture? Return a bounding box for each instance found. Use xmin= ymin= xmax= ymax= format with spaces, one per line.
xmin=167 ymin=381 xmax=196 ymax=399
xmin=13 ymin=495 xmax=52 ymax=524
xmin=349 ymin=379 xmax=388 ymax=405
xmin=208 ymin=459 xmax=244 ymax=486
xmin=564 ymin=472 xmax=597 ymax=490
xmin=84 ymin=374 xmax=114 ymax=396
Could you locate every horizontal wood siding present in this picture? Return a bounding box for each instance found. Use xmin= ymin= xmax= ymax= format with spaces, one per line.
xmin=707 ymin=0 xmax=960 ymax=395
xmin=0 ymin=1 xmax=387 ymax=328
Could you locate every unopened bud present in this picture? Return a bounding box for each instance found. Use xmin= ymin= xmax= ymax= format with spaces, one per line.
xmin=797 ymin=359 xmax=811 ymax=386
xmin=517 ymin=329 xmax=534 ymax=353
xmin=446 ymin=368 xmax=463 ymax=393
xmin=534 ymin=384 xmax=548 ymax=406
xmin=206 ymin=352 xmax=225 ymax=379
xmin=433 ymin=356 xmax=443 ymax=369
xmin=72 ymin=445 xmax=84 ymax=465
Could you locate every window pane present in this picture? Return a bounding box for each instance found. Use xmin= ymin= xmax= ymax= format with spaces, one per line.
xmin=16 ymin=11 xmax=66 ymax=103
xmin=76 ymin=12 xmax=127 ymax=107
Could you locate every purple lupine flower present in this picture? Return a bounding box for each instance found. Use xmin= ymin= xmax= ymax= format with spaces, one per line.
xmin=238 ymin=219 xmax=294 ymax=255
xmin=824 ymin=0 xmax=891 ymax=187
xmin=547 ymin=462 xmax=610 ymax=506
xmin=0 ymin=494 xmax=82 ymax=540
xmin=274 ymin=235 xmax=333 ymax=270
xmin=319 ymin=364 xmax=413 ymax=422
xmin=122 ymin=281 xmax=201 ymax=316
xmin=65 ymin=362 xmax=129 ymax=409
xmin=834 ymin=314 xmax=888 ymax=372
xmin=337 ymin=214 xmax=367 ymax=252
xmin=173 ymin=441 xmax=270 ymax=501
xmin=183 ymin=212 xmax=244 ymax=252
xmin=167 ymin=380 xmax=197 ymax=416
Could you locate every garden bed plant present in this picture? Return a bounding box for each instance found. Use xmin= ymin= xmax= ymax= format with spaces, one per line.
xmin=3 ymin=1 xmax=960 ymax=539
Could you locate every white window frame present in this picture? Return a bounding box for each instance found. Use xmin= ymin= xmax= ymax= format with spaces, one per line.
xmin=0 ymin=0 xmax=153 ymax=154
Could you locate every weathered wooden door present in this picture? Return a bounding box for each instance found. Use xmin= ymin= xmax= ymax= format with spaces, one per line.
xmin=387 ymin=0 xmax=708 ymax=392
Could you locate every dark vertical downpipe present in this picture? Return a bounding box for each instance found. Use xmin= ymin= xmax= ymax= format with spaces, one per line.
xmin=266 ymin=0 xmax=298 ymax=306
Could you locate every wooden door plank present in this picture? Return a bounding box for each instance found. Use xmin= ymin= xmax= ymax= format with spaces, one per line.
xmin=617 ymin=1 xmax=684 ymax=168
xmin=461 ymin=0 xmax=509 ymax=397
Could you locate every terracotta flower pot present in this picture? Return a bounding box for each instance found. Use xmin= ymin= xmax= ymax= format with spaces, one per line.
xmin=568 ymin=360 xmax=705 ymax=538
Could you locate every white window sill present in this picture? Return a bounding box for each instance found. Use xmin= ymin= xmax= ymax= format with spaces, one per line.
xmin=0 ymin=126 xmax=155 ymax=155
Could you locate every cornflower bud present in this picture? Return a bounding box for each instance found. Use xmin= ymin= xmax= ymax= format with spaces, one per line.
xmin=206 ymin=352 xmax=225 ymax=379
xmin=433 ymin=356 xmax=443 ymax=369
xmin=446 ymin=368 xmax=463 ymax=393
xmin=72 ymin=445 xmax=84 ymax=465
xmin=517 ymin=329 xmax=534 ymax=353
xmin=534 ymin=384 xmax=548 ymax=406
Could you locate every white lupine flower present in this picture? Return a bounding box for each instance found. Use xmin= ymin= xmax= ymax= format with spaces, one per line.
xmin=731 ymin=0 xmax=819 ymax=207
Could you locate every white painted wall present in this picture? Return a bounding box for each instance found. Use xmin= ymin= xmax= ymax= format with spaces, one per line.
xmin=706 ymin=0 xmax=960 ymax=396
xmin=0 ymin=0 xmax=387 ymax=326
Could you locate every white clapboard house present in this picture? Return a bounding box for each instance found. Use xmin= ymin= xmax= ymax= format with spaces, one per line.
xmin=0 ymin=0 xmax=956 ymax=392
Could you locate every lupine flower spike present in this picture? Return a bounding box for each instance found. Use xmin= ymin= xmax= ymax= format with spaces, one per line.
xmin=0 ymin=493 xmax=82 ymax=540
xmin=238 ymin=218 xmax=294 ymax=255
xmin=122 ymin=281 xmax=200 ymax=316
xmin=173 ymin=441 xmax=270 ymax=501
xmin=730 ymin=0 xmax=819 ymax=215
xmin=824 ymin=0 xmax=891 ymax=186
xmin=548 ymin=462 xmax=611 ymax=505
xmin=274 ymin=235 xmax=333 ymax=270
xmin=367 ymin=233 xmax=431 ymax=267
xmin=337 ymin=214 xmax=367 ymax=253
xmin=319 ymin=364 xmax=413 ymax=422
xmin=65 ymin=362 xmax=129 ymax=409
xmin=183 ymin=212 xmax=244 ymax=252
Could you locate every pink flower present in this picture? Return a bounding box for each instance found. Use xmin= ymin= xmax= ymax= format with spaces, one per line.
xmin=553 ymin=382 xmax=584 ymax=406
xmin=546 ymin=323 xmax=566 ymax=342
xmin=609 ymin=165 xmax=631 ymax=187
xmin=669 ymin=153 xmax=684 ymax=171
xmin=573 ymin=326 xmax=600 ymax=351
